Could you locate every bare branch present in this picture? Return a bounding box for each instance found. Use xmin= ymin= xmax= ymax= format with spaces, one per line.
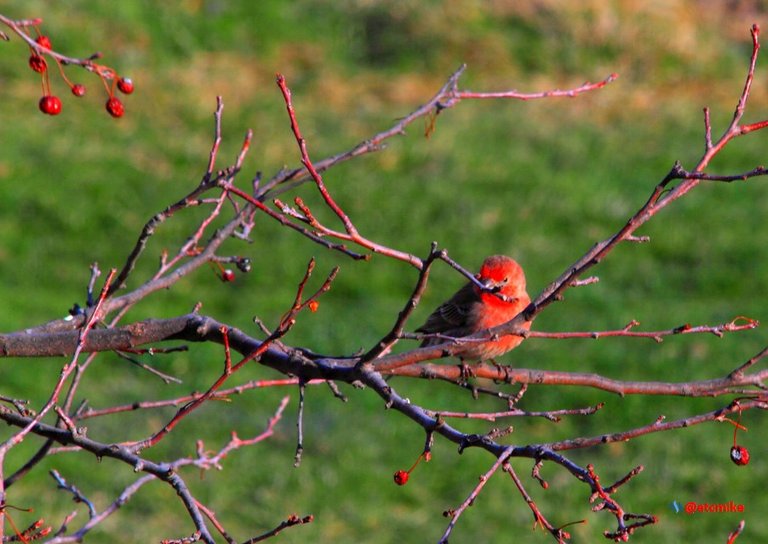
xmin=439 ymin=446 xmax=515 ymax=543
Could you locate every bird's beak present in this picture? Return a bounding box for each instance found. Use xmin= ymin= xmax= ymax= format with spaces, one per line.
xmin=478 ymin=276 xmax=502 ymax=293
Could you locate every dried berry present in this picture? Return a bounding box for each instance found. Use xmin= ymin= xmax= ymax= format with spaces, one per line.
xmin=105 ymin=97 xmax=124 ymax=118
xmin=35 ymin=35 xmax=52 ymax=49
xmin=236 ymin=257 xmax=252 ymax=273
xmin=28 ymin=54 xmax=47 ymax=73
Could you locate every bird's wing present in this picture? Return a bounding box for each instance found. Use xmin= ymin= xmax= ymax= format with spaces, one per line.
xmin=416 ymin=282 xmax=476 ymax=340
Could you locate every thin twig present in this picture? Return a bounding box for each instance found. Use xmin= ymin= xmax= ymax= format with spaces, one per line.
xmin=242 ymin=514 xmax=314 ymax=544
xmin=294 ymin=380 xmax=305 ymax=467
xmin=439 ymin=446 xmax=515 ymax=544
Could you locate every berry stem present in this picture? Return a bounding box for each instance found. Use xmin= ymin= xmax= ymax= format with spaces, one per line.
xmin=732 ymin=405 xmax=745 ymax=447
xmin=97 ymin=71 xmax=113 ymax=96
xmin=54 ymin=54 xmax=76 ymax=88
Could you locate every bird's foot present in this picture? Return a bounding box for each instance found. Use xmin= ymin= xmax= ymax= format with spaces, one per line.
xmin=458 ymin=360 xmax=476 ymax=381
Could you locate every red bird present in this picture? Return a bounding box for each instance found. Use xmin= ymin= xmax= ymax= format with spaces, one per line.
xmin=416 ymin=255 xmax=531 ymax=360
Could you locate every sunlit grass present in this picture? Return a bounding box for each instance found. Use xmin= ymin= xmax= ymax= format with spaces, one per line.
xmin=1 ymin=2 xmax=767 ymax=542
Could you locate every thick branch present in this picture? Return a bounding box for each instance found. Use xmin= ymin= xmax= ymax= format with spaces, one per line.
xmin=3 ymin=315 xmax=766 ymax=398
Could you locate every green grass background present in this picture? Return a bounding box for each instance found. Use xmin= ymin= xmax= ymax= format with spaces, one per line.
xmin=1 ymin=1 xmax=768 ymax=542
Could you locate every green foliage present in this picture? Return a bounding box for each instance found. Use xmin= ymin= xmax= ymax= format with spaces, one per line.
xmin=1 ymin=1 xmax=767 ymax=542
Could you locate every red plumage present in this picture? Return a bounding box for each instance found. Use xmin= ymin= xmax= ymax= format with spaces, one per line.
xmin=416 ymin=255 xmax=531 ymax=360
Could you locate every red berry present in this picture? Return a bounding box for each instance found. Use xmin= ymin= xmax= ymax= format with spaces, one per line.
xmin=308 ymin=300 xmax=319 ymax=313
xmin=39 ymin=95 xmax=62 ymax=116
xmin=71 ymin=84 xmax=86 ymax=97
xmin=730 ymin=445 xmax=750 ymax=466
xmin=35 ymin=35 xmax=52 ymax=49
xmin=393 ymin=470 xmax=409 ymax=486
xmin=221 ymin=269 xmax=235 ymax=282
xmin=28 ymin=54 xmax=47 ymax=73
xmin=105 ymin=97 xmax=124 ymax=118
xmin=117 ymin=77 xmax=134 ymax=94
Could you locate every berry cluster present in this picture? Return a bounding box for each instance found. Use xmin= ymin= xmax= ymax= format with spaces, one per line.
xmin=211 ymin=256 xmax=252 ymax=283
xmin=23 ymin=25 xmax=133 ymax=118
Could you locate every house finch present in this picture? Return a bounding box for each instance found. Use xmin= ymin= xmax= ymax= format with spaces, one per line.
xmin=416 ymin=255 xmax=531 ymax=360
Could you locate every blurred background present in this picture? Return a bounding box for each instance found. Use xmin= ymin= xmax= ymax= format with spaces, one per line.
xmin=1 ymin=1 xmax=767 ymax=542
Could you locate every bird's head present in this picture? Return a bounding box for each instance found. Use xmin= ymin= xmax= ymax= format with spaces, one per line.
xmin=475 ymin=255 xmax=527 ymax=301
